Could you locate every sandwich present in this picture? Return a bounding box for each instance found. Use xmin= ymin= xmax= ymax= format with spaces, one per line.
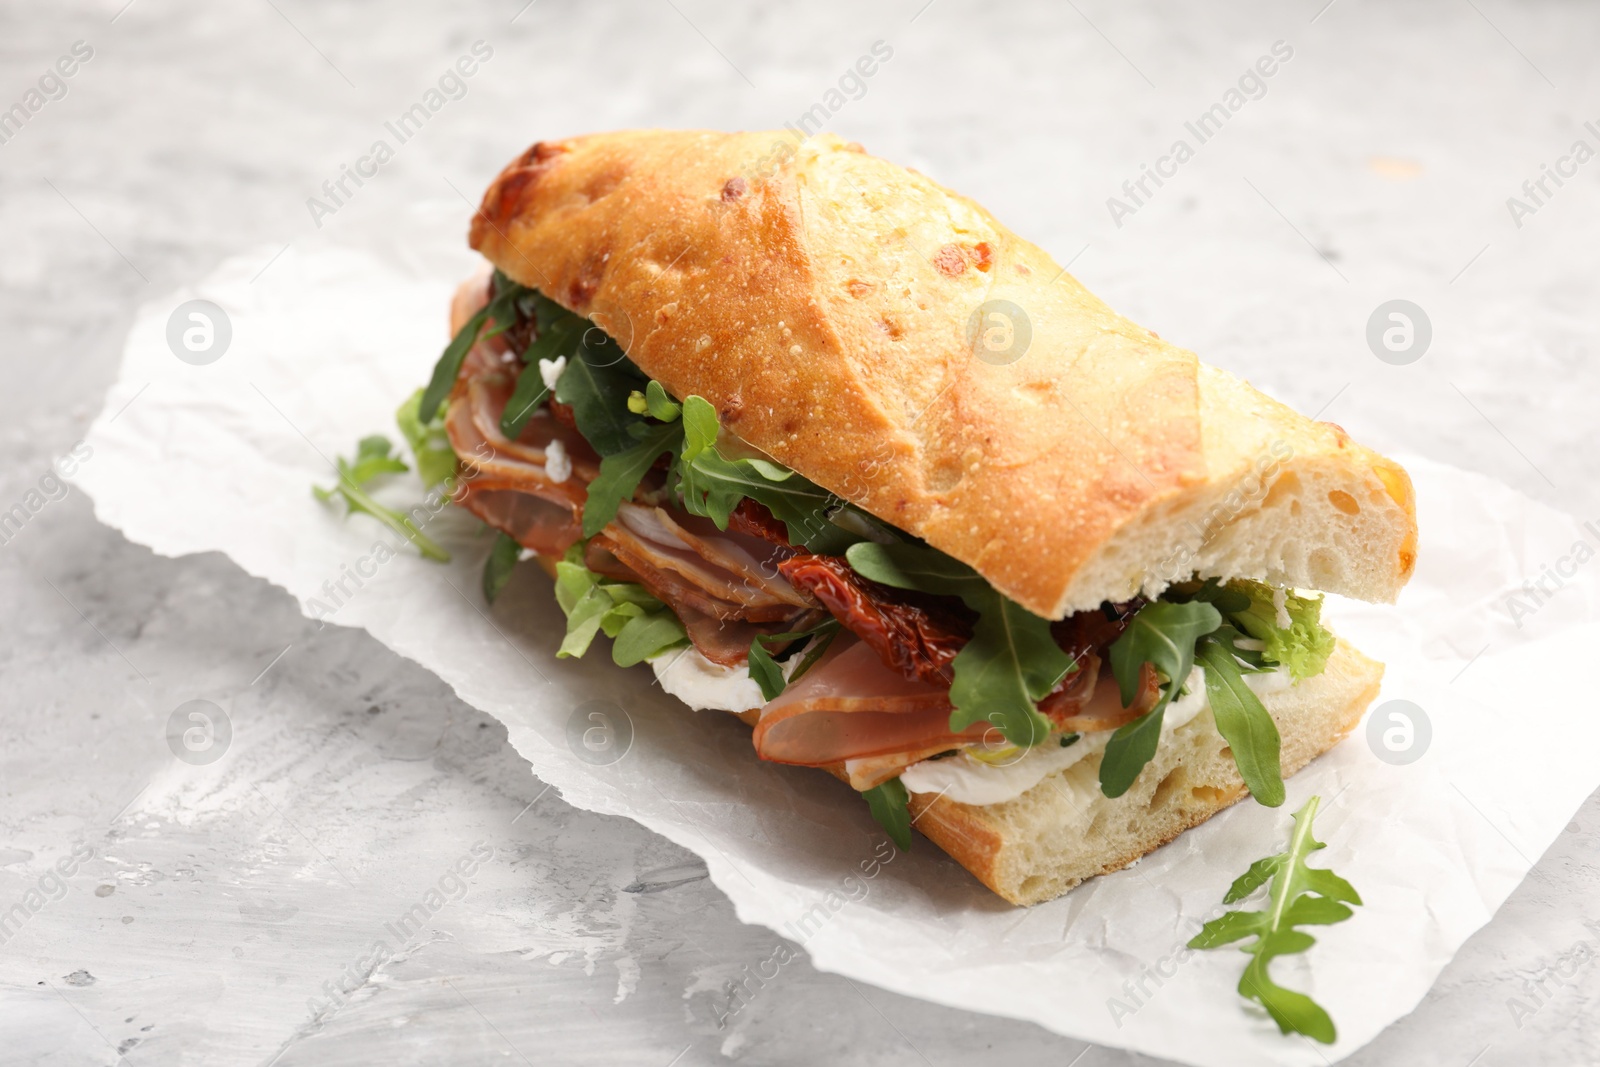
xmin=393 ymin=130 xmax=1416 ymax=906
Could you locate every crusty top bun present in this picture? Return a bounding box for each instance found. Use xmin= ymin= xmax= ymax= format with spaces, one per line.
xmin=468 ymin=130 xmax=1416 ymax=618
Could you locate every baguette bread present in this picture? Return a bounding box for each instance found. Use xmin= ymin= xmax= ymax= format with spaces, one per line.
xmin=905 ymin=638 xmax=1382 ymax=905
xmin=468 ymin=129 xmax=1416 ymax=619
xmin=726 ymin=637 xmax=1378 ymax=905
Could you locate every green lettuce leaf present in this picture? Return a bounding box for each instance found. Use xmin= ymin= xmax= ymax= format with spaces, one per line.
xmin=1228 ymin=580 xmax=1335 ymax=682
xmin=1188 ymin=795 xmax=1361 ymax=1043
xmin=552 ymin=543 xmax=687 ymax=665
xmin=395 ymin=388 xmax=459 ymax=487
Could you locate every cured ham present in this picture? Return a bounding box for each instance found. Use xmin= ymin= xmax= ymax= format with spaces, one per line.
xmin=445 ymin=276 xmax=593 ymax=551
xmin=1049 ymin=661 xmax=1160 ymax=732
xmin=456 ymin=485 xmax=583 ymax=558
xmin=752 ymin=639 xmax=990 ymax=766
xmin=608 ymin=503 xmax=812 ymax=617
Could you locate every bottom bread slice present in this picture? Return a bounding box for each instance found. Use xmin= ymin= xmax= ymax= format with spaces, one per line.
xmin=904 ymin=638 xmax=1383 ymax=906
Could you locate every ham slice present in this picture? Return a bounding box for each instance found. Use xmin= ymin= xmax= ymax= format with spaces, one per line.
xmin=676 ymin=604 xmax=826 ymax=668
xmin=1050 ymin=661 xmax=1160 ymax=732
xmin=842 ymin=745 xmax=959 ymax=791
xmin=602 ymin=503 xmax=812 ymax=623
xmin=752 ymin=636 xmax=1162 ymax=768
xmin=457 ymin=486 xmax=582 ymax=557
xmin=647 ymin=507 xmax=813 ymax=607
xmin=752 ymin=639 xmax=989 ymax=766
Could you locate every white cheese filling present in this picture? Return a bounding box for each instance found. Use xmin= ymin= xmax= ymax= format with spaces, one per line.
xmin=544 ymin=439 xmax=571 ymax=483
xmin=537 ymin=355 xmax=568 ymax=392
xmin=649 ymin=645 xmax=782 ymax=713
xmin=898 ymin=664 xmax=1293 ymax=806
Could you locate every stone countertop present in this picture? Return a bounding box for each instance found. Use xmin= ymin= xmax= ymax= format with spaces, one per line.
xmin=2 ymin=1 xmax=1598 ymax=1064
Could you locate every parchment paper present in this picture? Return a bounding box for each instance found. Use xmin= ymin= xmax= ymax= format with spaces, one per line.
xmin=74 ymin=245 xmax=1600 ymax=1066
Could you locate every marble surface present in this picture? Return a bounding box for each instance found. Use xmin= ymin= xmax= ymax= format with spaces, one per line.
xmin=2 ymin=1 xmax=1599 ymax=1065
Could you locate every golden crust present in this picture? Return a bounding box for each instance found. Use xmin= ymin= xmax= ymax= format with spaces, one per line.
xmin=468 ymin=130 xmax=1415 ymax=617
xmin=470 ymin=130 xmax=1209 ymax=618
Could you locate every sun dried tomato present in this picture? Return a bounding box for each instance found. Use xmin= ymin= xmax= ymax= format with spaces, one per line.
xmin=778 ymin=555 xmax=975 ymax=686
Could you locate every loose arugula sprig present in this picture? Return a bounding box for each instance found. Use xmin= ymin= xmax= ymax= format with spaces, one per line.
xmin=845 ymin=541 xmax=1073 ymax=749
xmin=313 ymin=435 xmax=449 ymax=561
xmin=862 ymin=777 xmax=912 ymax=851
xmin=1189 ymin=795 xmax=1361 ymax=1044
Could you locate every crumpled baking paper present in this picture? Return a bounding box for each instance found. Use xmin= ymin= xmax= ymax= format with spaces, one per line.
xmin=75 ymin=244 xmax=1600 ymax=1066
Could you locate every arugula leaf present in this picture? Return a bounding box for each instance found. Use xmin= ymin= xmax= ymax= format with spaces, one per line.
xmin=788 ymin=624 xmax=841 ymax=686
xmin=554 ymin=548 xmax=612 ymax=657
xmin=845 ymin=540 xmax=990 ymax=600
xmin=845 ymin=542 xmax=1070 ymax=748
xmin=551 ymin=543 xmax=687 ymax=665
xmin=631 ymin=381 xmax=682 ymax=421
xmin=482 ymin=532 xmax=521 ymax=604
xmin=582 ymin=421 xmax=685 ymax=538
xmin=1185 ymin=576 xmax=1253 ymax=615
xmin=419 ymin=270 xmax=528 ymax=421
xmin=748 ymin=638 xmax=787 ymax=702
xmin=611 ymin=609 xmax=689 ymax=667
xmin=395 ymin=388 xmax=459 ymax=487
xmin=499 ymin=368 xmax=550 ymax=441
xmin=947 ymin=594 xmax=1065 ymax=746
xmin=862 ymin=777 xmax=912 ymax=851
xmin=500 ymin=310 xmax=590 ymax=440
xmin=1188 ymin=795 xmax=1360 ymax=1044
xmin=1099 ymin=600 xmax=1222 ymax=797
xmin=746 ymin=619 xmax=843 ymax=701
xmin=313 ymin=436 xmax=449 ymax=562
xmin=675 ymin=396 xmax=859 ymax=554
xmin=679 ymin=394 xmax=718 ymax=461
xmin=1196 ymin=636 xmax=1284 ymax=806
xmin=554 ymin=331 xmax=648 ymax=457
xmin=1206 ymin=621 xmax=1273 ymax=673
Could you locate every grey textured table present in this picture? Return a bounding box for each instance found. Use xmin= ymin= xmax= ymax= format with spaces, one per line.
xmin=3 ymin=1 xmax=1599 ymax=1064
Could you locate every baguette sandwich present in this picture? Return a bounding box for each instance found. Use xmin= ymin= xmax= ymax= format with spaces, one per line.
xmin=400 ymin=130 xmax=1416 ymax=906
